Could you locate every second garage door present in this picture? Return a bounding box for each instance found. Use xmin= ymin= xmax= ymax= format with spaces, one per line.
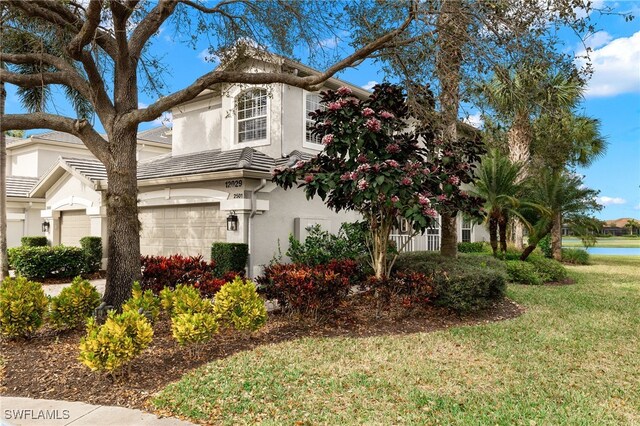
xmin=139 ymin=204 xmax=226 ymax=259
xmin=60 ymin=210 xmax=91 ymax=247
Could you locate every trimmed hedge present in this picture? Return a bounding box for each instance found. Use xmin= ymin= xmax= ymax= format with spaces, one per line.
xmin=80 ymin=237 xmax=102 ymax=273
xmin=505 ymin=260 xmax=542 ymax=285
xmin=21 ymin=236 xmax=48 ymax=247
xmin=561 ymin=248 xmax=590 ymax=265
xmin=394 ymin=253 xmax=507 ymax=313
xmin=0 ymin=276 xmax=49 ymax=339
xmin=527 ymin=256 xmax=567 ymax=282
xmin=457 ymin=242 xmax=486 ymax=253
xmin=211 ymin=243 xmax=248 ymax=274
xmin=10 ymin=246 xmax=85 ymax=280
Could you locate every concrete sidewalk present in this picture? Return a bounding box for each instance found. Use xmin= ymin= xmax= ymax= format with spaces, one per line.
xmin=42 ymin=279 xmax=106 ymax=298
xmin=1 ymin=397 xmax=195 ymax=426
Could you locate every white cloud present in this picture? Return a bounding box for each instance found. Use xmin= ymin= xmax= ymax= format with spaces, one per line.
xmin=634 ymin=203 xmax=640 ymax=210
xmin=361 ymin=81 xmax=378 ymax=91
xmin=584 ymin=31 xmax=613 ymax=50
xmin=138 ymin=102 xmax=148 ymax=109
xmin=198 ymin=49 xmax=221 ymax=65
xmin=576 ymin=31 xmax=640 ymax=97
xmin=464 ymin=113 xmax=484 ymax=128
xmin=597 ymin=196 xmax=627 ymax=206
xmin=319 ymin=37 xmax=340 ymax=49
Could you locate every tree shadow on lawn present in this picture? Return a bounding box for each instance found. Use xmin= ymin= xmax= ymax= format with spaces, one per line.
xmin=0 ymin=292 xmax=523 ymax=411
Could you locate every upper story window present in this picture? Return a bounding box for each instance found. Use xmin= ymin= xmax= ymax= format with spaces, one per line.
xmin=462 ymin=217 xmax=472 ymax=243
xmin=305 ymin=92 xmax=322 ymax=145
xmin=237 ymin=89 xmax=268 ymax=143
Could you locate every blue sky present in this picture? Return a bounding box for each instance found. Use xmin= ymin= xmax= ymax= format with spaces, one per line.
xmin=5 ymin=2 xmax=639 ymax=220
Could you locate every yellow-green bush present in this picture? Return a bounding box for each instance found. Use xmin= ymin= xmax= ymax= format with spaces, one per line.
xmin=122 ymin=281 xmax=161 ymax=322
xmin=213 ymin=277 xmax=267 ymax=332
xmin=161 ymin=284 xmax=212 ymax=316
xmin=78 ymin=310 xmax=153 ymax=374
xmin=171 ymin=312 xmax=218 ymax=346
xmin=0 ymin=276 xmax=48 ymax=339
xmin=49 ymin=276 xmax=101 ymax=330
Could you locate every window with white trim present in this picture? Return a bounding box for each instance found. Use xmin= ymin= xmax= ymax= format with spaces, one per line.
xmin=237 ymin=89 xmax=268 ymax=143
xmin=462 ymin=217 xmax=472 ymax=243
xmin=305 ymin=92 xmax=322 ymax=145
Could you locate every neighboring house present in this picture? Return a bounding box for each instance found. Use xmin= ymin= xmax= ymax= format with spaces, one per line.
xmin=24 ymin=53 xmax=488 ymax=276
xmin=4 ymin=129 xmax=172 ymax=248
xmin=601 ymin=218 xmax=639 ymax=236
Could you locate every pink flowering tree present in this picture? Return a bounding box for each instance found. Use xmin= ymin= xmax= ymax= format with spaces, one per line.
xmin=273 ymin=83 xmax=485 ymax=279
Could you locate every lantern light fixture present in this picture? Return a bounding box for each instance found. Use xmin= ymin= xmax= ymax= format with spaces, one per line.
xmin=226 ymin=211 xmax=238 ymax=231
xmin=41 ymin=220 xmax=50 ymax=233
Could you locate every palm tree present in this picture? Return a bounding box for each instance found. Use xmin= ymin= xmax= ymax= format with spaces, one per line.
xmin=468 ymin=150 xmax=539 ymax=257
xmin=519 ymin=171 xmax=600 ymax=261
xmin=481 ymin=63 xmax=582 ymax=248
xmin=625 ymin=219 xmax=640 ymax=236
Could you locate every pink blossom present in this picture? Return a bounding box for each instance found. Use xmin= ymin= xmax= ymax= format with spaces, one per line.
xmin=372 ymin=164 xmax=381 ymax=172
xmin=357 ymin=163 xmax=371 ymax=173
xmin=448 ymin=176 xmax=460 ymax=185
xmin=323 ymin=119 xmax=333 ymax=127
xmin=437 ymin=194 xmax=447 ymax=202
xmin=379 ymin=110 xmax=395 ymax=119
xmin=418 ymin=194 xmax=431 ymax=206
xmin=391 ymin=195 xmax=400 ymax=203
xmin=357 ymin=179 xmax=369 ymax=190
xmin=304 ymin=174 xmax=314 ymax=183
xmin=340 ymin=172 xmax=352 ymax=181
xmin=322 ymin=134 xmax=334 ymax=145
xmin=386 ymin=143 xmax=401 ymax=154
xmin=363 ymin=107 xmax=375 ymax=117
xmin=365 ymin=118 xmax=382 ymax=132
xmin=422 ymin=168 xmax=431 ymax=176
xmin=328 ymin=102 xmax=342 ymax=111
xmin=401 ymin=177 xmax=413 ymax=186
xmin=385 ymin=159 xmax=400 ymax=168
xmin=357 ymin=154 xmax=368 ymax=163
xmin=337 ymin=86 xmax=353 ymax=96
xmin=423 ymin=208 xmax=438 ymax=218
xmin=294 ymin=160 xmax=306 ymax=168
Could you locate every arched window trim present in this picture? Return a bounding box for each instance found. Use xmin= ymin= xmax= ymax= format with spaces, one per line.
xmin=235 ymin=88 xmax=269 ymax=145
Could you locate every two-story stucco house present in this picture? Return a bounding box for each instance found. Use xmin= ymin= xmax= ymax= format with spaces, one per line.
xmin=26 ymin=54 xmax=488 ymax=275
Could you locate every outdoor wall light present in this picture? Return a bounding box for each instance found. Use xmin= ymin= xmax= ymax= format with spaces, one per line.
xmin=226 ymin=211 xmax=239 ymax=232
xmin=41 ymin=220 xmax=50 ymax=233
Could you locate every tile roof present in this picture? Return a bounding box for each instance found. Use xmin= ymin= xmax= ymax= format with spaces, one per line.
xmin=137 ymin=126 xmax=172 ymax=145
xmin=6 ymin=176 xmax=40 ymax=198
xmin=275 ymin=150 xmax=316 ymax=167
xmin=13 ymin=127 xmax=171 ymax=147
xmin=58 ymin=147 xmax=276 ymax=183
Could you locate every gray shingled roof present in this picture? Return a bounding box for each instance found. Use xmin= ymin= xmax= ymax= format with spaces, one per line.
xmin=137 ymin=127 xmax=172 ymax=145
xmin=6 ymin=176 xmax=40 ymax=198
xmin=275 ymin=150 xmax=316 ymax=167
xmin=58 ymin=147 xmax=276 ymax=183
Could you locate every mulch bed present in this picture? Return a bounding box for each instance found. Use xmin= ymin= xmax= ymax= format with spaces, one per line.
xmin=0 ymin=293 xmax=523 ymax=412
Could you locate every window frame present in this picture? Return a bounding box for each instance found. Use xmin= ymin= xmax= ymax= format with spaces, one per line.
xmin=302 ymin=91 xmax=324 ymax=151
xmin=235 ymin=88 xmax=269 ymax=147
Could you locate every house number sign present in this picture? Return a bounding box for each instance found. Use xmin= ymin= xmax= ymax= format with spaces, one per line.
xmin=225 ymin=179 xmax=243 ymax=188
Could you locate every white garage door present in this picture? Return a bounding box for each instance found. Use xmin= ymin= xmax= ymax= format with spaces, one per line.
xmin=60 ymin=210 xmax=91 ymax=247
xmin=7 ymin=220 xmax=24 ymax=248
xmin=139 ymin=204 xmax=226 ymax=260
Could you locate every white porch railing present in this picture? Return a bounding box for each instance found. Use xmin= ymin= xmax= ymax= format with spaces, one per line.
xmin=390 ymin=230 xmax=441 ymax=252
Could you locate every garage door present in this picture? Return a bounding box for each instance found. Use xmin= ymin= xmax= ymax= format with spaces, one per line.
xmin=139 ymin=204 xmax=226 ymax=260
xmin=60 ymin=210 xmax=91 ymax=247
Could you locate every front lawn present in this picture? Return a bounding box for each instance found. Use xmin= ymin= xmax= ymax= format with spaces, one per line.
xmin=153 ymin=255 xmax=640 ymax=425
xmin=562 ymin=236 xmax=640 ymax=248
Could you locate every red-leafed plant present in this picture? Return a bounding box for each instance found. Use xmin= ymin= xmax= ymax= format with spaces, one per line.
xmin=140 ymin=255 xmax=241 ymax=298
xmin=367 ymin=271 xmax=435 ymax=314
xmin=256 ymin=259 xmax=361 ymax=318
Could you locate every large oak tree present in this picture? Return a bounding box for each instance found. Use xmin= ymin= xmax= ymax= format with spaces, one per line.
xmin=0 ymin=0 xmax=416 ymax=308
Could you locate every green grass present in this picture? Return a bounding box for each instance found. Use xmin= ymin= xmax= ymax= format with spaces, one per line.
xmin=153 ymin=256 xmax=640 ymax=425
xmin=562 ymin=237 xmax=640 ymax=248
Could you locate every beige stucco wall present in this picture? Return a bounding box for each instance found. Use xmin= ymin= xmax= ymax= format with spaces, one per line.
xmin=137 ymin=144 xmax=171 ymax=161
xmin=6 ymin=202 xmax=46 ymax=248
xmin=45 ymin=174 xmax=102 ymax=212
xmin=10 ymin=150 xmax=39 ymax=177
xmin=172 ymin=97 xmax=223 ymax=156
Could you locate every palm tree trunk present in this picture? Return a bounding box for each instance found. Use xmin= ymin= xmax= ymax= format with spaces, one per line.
xmin=508 ymin=111 xmax=531 ymax=250
xmin=489 ymin=215 xmax=498 ymax=257
xmin=0 ymin=81 xmax=8 ymax=280
xmin=498 ymin=214 xmax=508 ymax=254
xmin=520 ymin=222 xmax=554 ymax=261
xmin=551 ymin=211 xmax=562 ymax=261
xmin=436 ymin=0 xmax=467 ymax=258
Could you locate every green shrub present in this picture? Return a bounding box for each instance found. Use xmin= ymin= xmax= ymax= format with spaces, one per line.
xmin=78 ymin=310 xmax=153 ymax=374
xmin=214 ymin=277 xmax=267 ymax=332
xmin=0 ymin=276 xmax=49 ymax=339
xmin=80 ymin=237 xmax=102 ymax=273
xmin=10 ymin=245 xmax=85 ymax=280
xmin=527 ymin=256 xmax=567 ymax=283
xmin=21 ymin=236 xmax=48 ymax=247
xmin=122 ymin=281 xmax=161 ymax=322
xmin=561 ymin=248 xmax=590 ymax=265
xmin=48 ymin=276 xmax=101 ymax=330
xmin=394 ymin=253 xmax=507 ymax=313
xmin=539 ymin=234 xmax=552 ymax=258
xmin=160 ymin=284 xmax=213 ymax=316
xmin=505 ymin=260 xmax=542 ymax=285
xmin=7 ymin=247 xmax=22 ymax=269
xmin=457 ymin=242 xmax=486 ymax=253
xmin=286 ymin=224 xmax=367 ymax=267
xmin=171 ymin=312 xmax=218 ymax=346
xmin=211 ymin=243 xmax=248 ymax=274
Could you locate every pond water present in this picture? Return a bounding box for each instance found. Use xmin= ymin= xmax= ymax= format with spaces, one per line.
xmin=563 ymin=247 xmax=640 ymax=256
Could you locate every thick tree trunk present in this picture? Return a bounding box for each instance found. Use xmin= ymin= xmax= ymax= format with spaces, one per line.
xmin=551 ymin=211 xmax=562 ymax=261
xmin=0 ymin=82 xmax=8 ymax=280
xmin=440 ymin=212 xmax=458 ymax=258
xmin=489 ymin=215 xmax=498 ymax=257
xmin=498 ymin=214 xmax=508 ymax=254
xmin=508 ymin=112 xmax=532 ymax=167
xmin=436 ymin=0 xmax=466 ymax=258
xmin=513 ymin=220 xmax=525 ymax=250
xmin=101 ymin=127 xmax=141 ymax=309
